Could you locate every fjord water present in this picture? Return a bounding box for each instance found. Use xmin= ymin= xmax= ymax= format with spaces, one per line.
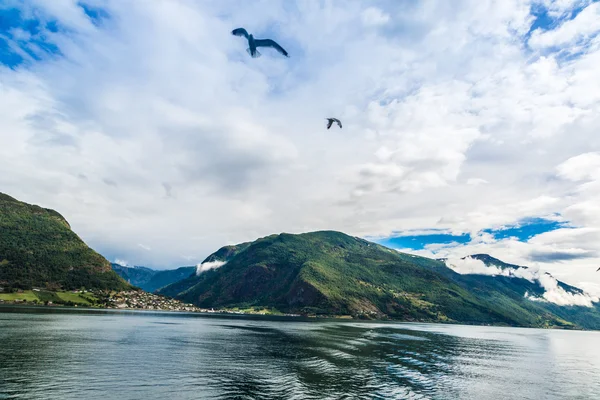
xmin=1 ymin=308 xmax=599 ymax=400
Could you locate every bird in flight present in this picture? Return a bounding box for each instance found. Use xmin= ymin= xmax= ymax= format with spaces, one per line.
xmin=326 ymin=118 xmax=342 ymax=129
xmin=231 ymin=28 xmax=289 ymax=58
xmin=597 ymin=266 xmax=600 ymax=272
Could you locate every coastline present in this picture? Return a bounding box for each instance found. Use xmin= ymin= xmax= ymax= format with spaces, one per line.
xmin=0 ymin=302 xmax=589 ymax=331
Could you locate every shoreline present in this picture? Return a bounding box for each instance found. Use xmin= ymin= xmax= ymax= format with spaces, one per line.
xmin=0 ymin=303 xmax=590 ymax=331
xmin=0 ymin=303 xmax=341 ymax=322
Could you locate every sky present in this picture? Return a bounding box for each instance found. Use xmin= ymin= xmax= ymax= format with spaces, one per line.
xmin=1 ymin=0 xmax=600 ymax=296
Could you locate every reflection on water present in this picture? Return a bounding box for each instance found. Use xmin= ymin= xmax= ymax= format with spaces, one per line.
xmin=1 ymin=307 xmax=599 ymax=399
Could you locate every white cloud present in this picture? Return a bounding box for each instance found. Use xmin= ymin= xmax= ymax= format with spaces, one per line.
xmin=466 ymin=178 xmax=488 ymax=186
xmin=529 ymin=2 xmax=600 ymax=48
xmin=114 ymin=259 xmax=128 ymax=267
xmin=445 ymin=256 xmax=509 ymax=276
xmin=362 ymin=7 xmax=390 ymax=27
xmin=0 ymin=0 xmax=597 ymax=298
xmin=535 ymin=0 xmax=592 ymax=18
xmin=556 ymin=152 xmax=600 ymax=181
xmin=196 ymin=260 xmax=227 ymax=275
xmin=409 ymin=223 xmax=600 ymax=297
xmin=446 ymin=256 xmax=599 ymax=306
xmin=536 ymin=271 xmax=598 ymax=306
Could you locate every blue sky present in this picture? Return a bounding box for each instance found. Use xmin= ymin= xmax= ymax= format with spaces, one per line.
xmin=527 ymin=1 xmax=594 ymax=36
xmin=0 ymin=6 xmax=59 ymax=67
xmin=482 ymin=217 xmax=568 ymax=241
xmin=374 ymin=217 xmax=570 ymax=250
xmin=1 ymin=0 xmax=600 ymax=295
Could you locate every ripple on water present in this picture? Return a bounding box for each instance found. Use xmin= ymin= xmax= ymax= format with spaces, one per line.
xmin=1 ymin=310 xmax=600 ymax=400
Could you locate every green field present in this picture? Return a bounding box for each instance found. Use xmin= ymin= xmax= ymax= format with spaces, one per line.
xmin=0 ymin=291 xmax=38 ymax=302
xmin=228 ymin=306 xmax=284 ymax=315
xmin=56 ymin=291 xmax=97 ymax=305
xmin=0 ymin=290 xmax=98 ymax=305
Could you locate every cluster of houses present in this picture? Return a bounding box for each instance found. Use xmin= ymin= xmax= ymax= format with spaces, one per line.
xmin=105 ymin=290 xmax=217 ymax=312
xmin=103 ymin=291 xmax=298 ymax=316
xmin=1 ymin=287 xmax=302 ymax=317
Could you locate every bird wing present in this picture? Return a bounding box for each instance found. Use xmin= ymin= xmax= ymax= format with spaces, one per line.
xmin=336 ymin=119 xmax=342 ymax=128
xmin=597 ymin=267 xmax=600 ymax=272
xmin=327 ymin=119 xmax=333 ymax=129
xmin=231 ymin=28 xmax=249 ymax=38
xmin=254 ymin=38 xmax=289 ymax=57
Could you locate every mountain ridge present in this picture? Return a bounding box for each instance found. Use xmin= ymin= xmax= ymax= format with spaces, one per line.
xmin=462 ymin=253 xmax=586 ymax=295
xmin=159 ymin=230 xmax=600 ymax=329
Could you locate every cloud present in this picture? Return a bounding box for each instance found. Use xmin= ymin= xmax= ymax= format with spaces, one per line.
xmin=103 ymin=178 xmax=117 ymax=187
xmin=445 ymin=256 xmax=508 ymax=276
xmin=529 ymin=2 xmax=600 ymax=48
xmin=534 ymin=0 xmax=593 ymax=18
xmin=556 ymin=152 xmax=600 ymax=181
xmin=445 ymin=256 xmax=599 ymax=306
xmin=529 ymin=249 xmax=596 ymax=262
xmin=362 ymin=7 xmax=390 ymax=27
xmin=466 ymin=178 xmax=488 ymax=186
xmin=535 ymin=271 xmax=598 ymax=306
xmin=162 ymin=182 xmax=173 ymax=198
xmin=114 ymin=258 xmax=128 ymax=267
xmin=0 ymin=0 xmax=598 ymax=303
xmin=407 ymin=224 xmax=600 ymax=296
xmin=196 ymin=260 xmax=226 ymax=275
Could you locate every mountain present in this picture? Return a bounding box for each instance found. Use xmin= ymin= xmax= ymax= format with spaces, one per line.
xmin=0 ymin=192 xmax=129 ymax=291
xmin=454 ymin=254 xmax=600 ymax=329
xmin=111 ymin=264 xmax=196 ymax=293
xmin=111 ymin=264 xmax=156 ymax=288
xmin=468 ymin=253 xmax=585 ymax=294
xmin=158 ymin=230 xmax=600 ymax=329
xmin=468 ymin=254 xmax=525 ymax=270
xmin=145 ymin=266 xmax=196 ymax=293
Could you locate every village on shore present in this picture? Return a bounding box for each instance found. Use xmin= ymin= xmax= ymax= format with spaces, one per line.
xmin=105 ymin=290 xmax=217 ymax=312
xmin=0 ymin=288 xmax=302 ymax=317
xmin=103 ymin=290 xmax=299 ymax=316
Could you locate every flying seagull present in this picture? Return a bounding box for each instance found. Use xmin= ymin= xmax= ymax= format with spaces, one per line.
xmin=231 ymin=28 xmax=289 ymax=58
xmin=597 ymin=266 xmax=600 ymax=272
xmin=326 ymin=118 xmax=342 ymax=129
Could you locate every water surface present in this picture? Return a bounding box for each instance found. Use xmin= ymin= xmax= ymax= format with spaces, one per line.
xmin=1 ymin=307 xmax=599 ymax=399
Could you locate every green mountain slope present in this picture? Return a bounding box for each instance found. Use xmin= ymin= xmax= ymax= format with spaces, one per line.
xmin=111 ymin=263 xmax=196 ymax=293
xmin=0 ymin=192 xmax=129 ymax=291
xmin=158 ymin=231 xmax=600 ymax=328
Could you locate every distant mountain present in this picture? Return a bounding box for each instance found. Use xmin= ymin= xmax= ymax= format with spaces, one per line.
xmin=111 ymin=264 xmax=195 ymax=293
xmin=0 ymin=192 xmax=129 ymax=291
xmin=145 ymin=266 xmax=196 ymax=293
xmin=468 ymin=253 xmax=585 ymax=294
xmin=111 ymin=264 xmax=155 ymax=288
xmin=158 ymin=230 xmax=600 ymax=329
xmin=469 ymin=254 xmax=526 ymax=270
xmin=452 ymin=254 xmax=600 ymax=328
